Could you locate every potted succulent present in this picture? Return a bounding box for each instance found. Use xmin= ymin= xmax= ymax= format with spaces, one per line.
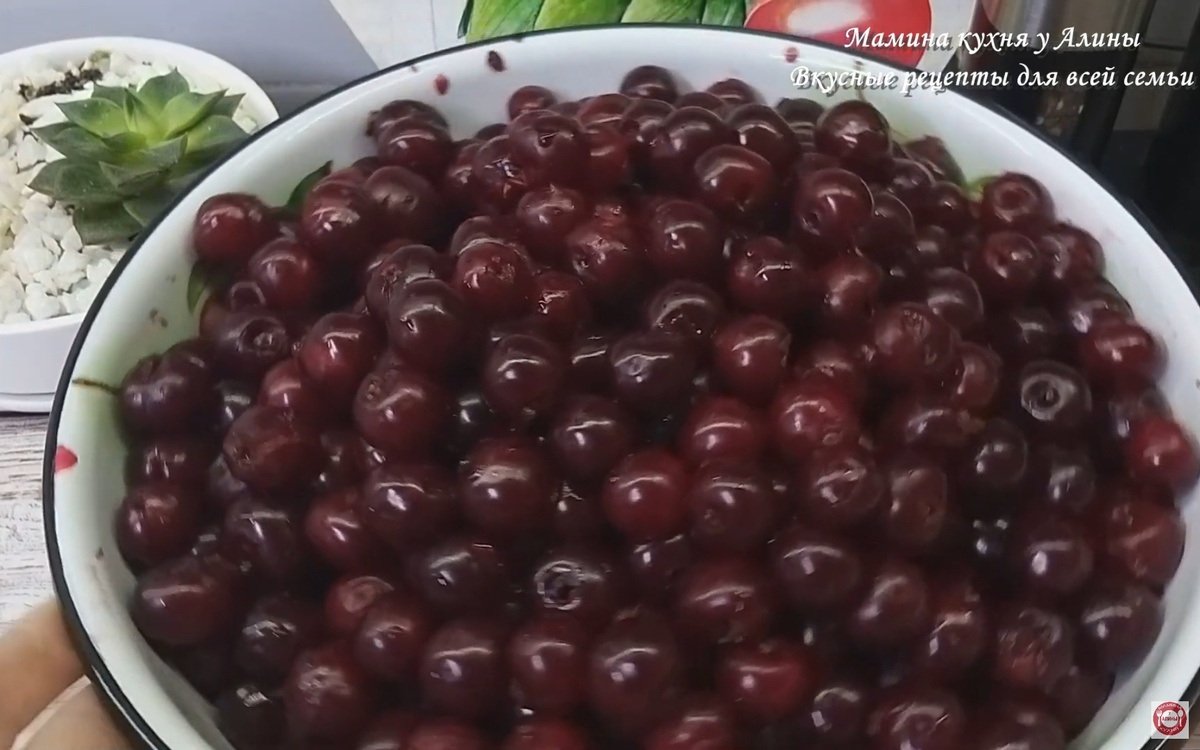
xmin=0 ymin=38 xmax=277 ymax=411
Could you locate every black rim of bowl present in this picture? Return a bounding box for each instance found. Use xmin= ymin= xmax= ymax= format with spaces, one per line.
xmin=41 ymin=23 xmax=1197 ymax=750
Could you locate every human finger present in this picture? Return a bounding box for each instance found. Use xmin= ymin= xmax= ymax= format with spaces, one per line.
xmin=0 ymin=601 xmax=85 ymax=749
xmin=17 ymin=681 xmax=130 ymax=750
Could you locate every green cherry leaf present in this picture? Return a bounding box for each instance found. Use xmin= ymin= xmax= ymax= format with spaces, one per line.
xmin=123 ymin=188 xmax=178 ymax=227
xmin=284 ymin=161 xmax=333 ymax=215
xmin=183 ymin=115 xmax=249 ymax=160
xmin=162 ymin=90 xmax=225 ymax=138
xmin=966 ymin=174 xmax=996 ymax=199
xmin=27 ymin=160 xmax=113 ymax=203
xmin=124 ymin=90 xmax=165 ymax=141
xmin=73 ymin=202 xmax=141 ymax=245
xmin=31 ymin=123 xmax=113 ymax=160
xmin=57 ymin=98 xmax=127 ymax=138
xmin=211 ymin=93 xmax=245 ymax=118
xmin=185 ymin=261 xmax=228 ymax=313
xmin=137 ymin=70 xmax=189 ymax=110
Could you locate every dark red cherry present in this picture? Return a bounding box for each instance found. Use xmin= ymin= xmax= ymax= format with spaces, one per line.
xmin=375 ymin=116 xmax=454 ymax=180
xmin=1078 ymin=579 xmax=1163 ymax=669
xmin=514 ymin=186 xmax=591 ymax=266
xmin=296 ymin=312 xmax=382 ymax=405
xmin=409 ymin=534 xmax=510 ymax=617
xmin=361 ymin=463 xmax=459 ymax=549
xmin=548 ymin=394 xmax=637 ymax=481
xmin=711 ymin=315 xmax=791 ymax=405
xmin=872 ymin=302 xmax=958 ymax=388
xmin=727 ymin=235 xmax=810 ymax=320
xmin=115 ymin=484 xmax=203 ymax=568
xmin=353 ymin=366 xmax=451 ymax=459
xmin=688 ymin=460 xmax=775 ymax=554
xmin=588 ymin=610 xmax=683 ymax=737
xmin=1099 ymin=495 xmax=1185 ymax=586
xmin=980 ymin=173 xmax=1053 ymax=234
xmin=299 ymin=181 xmax=384 ymax=265
xmin=620 ymin=65 xmax=678 ymax=101
xmin=1016 ymin=360 xmax=1092 ymax=436
xmin=675 ymin=557 xmax=775 ymax=646
xmin=848 ymin=558 xmax=931 ymax=649
xmin=283 ymin=642 xmax=377 ymax=742
xmin=508 ymin=615 xmax=590 ymax=716
xmin=649 ymin=106 xmax=733 ymax=190
xmin=645 ymin=695 xmax=738 ymax=750
xmin=771 ymin=524 xmax=865 ymax=612
xmin=798 ymin=446 xmax=885 ymax=530
xmin=912 ymin=576 xmax=988 ymax=680
xmin=120 ymin=344 xmax=217 ymax=435
xmin=566 ymin=216 xmax=647 ymax=305
xmin=815 ymin=100 xmax=891 ymax=168
xmin=1078 ymin=318 xmax=1161 ymax=393
xmin=353 ymin=591 xmax=433 ymax=681
xmin=364 ymin=165 xmax=446 ymax=243
xmin=508 ymin=85 xmax=557 ymax=120
xmin=193 ymin=193 xmax=279 ymax=267
xmin=693 ymin=144 xmax=778 ymax=223
xmin=420 ymin=617 xmax=508 ymax=720
xmin=717 ymin=638 xmax=815 ymax=723
xmin=222 ymin=498 xmax=308 ymax=585
xmin=608 ymin=331 xmax=698 ymax=414
xmin=235 ymin=594 xmax=323 ymax=683
xmin=993 ymin=603 xmax=1074 ymax=689
xmin=131 ymin=555 xmax=241 ymax=647
xmin=644 ymin=199 xmax=725 ymax=282
xmin=304 ymin=489 xmax=386 ymax=573
xmin=481 ymin=333 xmax=567 ymax=423
xmin=602 ymin=449 xmax=691 ymax=542
xmin=677 ymin=396 xmax=767 ymax=467
xmin=509 ymin=109 xmax=589 ymax=187
xmin=459 ymin=437 xmax=558 ymax=539
xmin=222 ymin=405 xmax=321 ymax=494
xmin=880 ymin=455 xmax=949 ymax=551
xmin=867 ymin=687 xmax=965 ymax=750
xmin=471 ymin=135 xmax=531 ymax=212
xmin=792 ymin=168 xmax=874 ymax=254
xmin=1009 ymin=512 xmax=1094 ymax=596
xmin=769 ymin=375 xmax=861 ymax=461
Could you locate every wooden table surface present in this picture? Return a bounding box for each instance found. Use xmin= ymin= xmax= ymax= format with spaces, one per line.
xmin=0 ymin=415 xmax=51 ymax=630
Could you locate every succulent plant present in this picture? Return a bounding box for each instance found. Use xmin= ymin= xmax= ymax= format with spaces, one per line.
xmin=27 ymin=69 xmax=250 ymax=245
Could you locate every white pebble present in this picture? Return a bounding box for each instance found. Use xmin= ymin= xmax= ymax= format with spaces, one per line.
xmin=23 ymin=281 xmax=62 ymax=320
xmin=3 ymin=311 xmax=30 ymax=324
xmin=0 ymin=273 xmax=22 ymax=315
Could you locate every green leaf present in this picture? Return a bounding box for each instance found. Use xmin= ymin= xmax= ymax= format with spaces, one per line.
xmin=211 ymin=93 xmax=245 ymax=118
xmin=285 ymin=161 xmax=333 ymax=215
xmin=183 ymin=115 xmax=249 ymax=160
xmin=621 ymin=0 xmax=703 ymax=22
xmin=162 ymin=90 xmax=225 ymax=138
xmin=57 ymin=98 xmax=127 ymax=138
xmin=124 ymin=90 xmax=165 ymax=141
xmin=104 ymin=132 xmax=149 ymax=153
xmin=137 ymin=70 xmax=189 ymax=110
xmin=99 ymin=162 xmax=164 ymax=196
xmin=466 ymin=0 xmax=544 ymax=40
xmin=28 ymin=160 xmax=114 ymax=203
xmin=186 ymin=261 xmax=227 ymax=313
xmin=32 ymin=123 xmax=113 ymax=160
xmin=536 ymin=0 xmax=629 ymax=27
xmin=124 ymin=188 xmax=177 ymax=227
xmin=161 ymin=151 xmax=220 ymax=194
xmin=89 ymin=85 xmax=129 ymax=106
xmin=117 ymin=137 xmax=186 ymax=171
xmin=73 ymin=202 xmax=141 ymax=245
xmin=966 ymin=174 xmax=995 ymax=199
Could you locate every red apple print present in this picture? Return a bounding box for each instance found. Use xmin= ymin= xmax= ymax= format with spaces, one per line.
xmin=54 ymin=445 xmax=78 ymax=475
xmin=747 ymin=0 xmax=933 ymax=67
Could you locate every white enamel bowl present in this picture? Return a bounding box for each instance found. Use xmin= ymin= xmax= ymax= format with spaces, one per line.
xmin=43 ymin=25 xmax=1200 ymax=750
xmin=0 ymin=36 xmax=278 ymax=412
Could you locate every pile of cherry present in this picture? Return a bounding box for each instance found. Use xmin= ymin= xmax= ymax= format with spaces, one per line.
xmin=115 ymin=63 xmax=1197 ymax=750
